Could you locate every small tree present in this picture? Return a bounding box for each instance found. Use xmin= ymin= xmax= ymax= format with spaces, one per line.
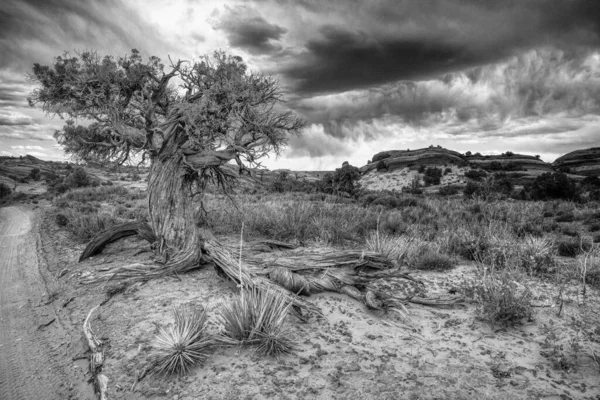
xmin=29 ymin=49 xmax=305 ymax=268
xmin=320 ymin=162 xmax=361 ymax=196
xmin=29 ymin=167 xmax=41 ymax=180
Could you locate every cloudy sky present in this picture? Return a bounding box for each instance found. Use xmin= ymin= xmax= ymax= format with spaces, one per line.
xmin=1 ymin=0 xmax=600 ymax=170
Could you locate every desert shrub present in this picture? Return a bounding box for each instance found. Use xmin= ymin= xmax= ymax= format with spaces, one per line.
xmin=527 ymin=172 xmax=581 ymax=201
xmin=438 ymin=185 xmax=460 ymax=196
xmin=423 ymin=167 xmax=442 ymax=186
xmin=557 ymin=239 xmax=592 ymax=258
xmin=463 ymin=181 xmax=482 ymax=198
xmin=0 ymin=182 xmax=12 ymax=198
xmin=581 ymin=176 xmax=600 ymax=190
xmin=370 ymin=195 xmax=399 ymax=208
xmin=29 ymin=167 xmax=41 ymax=180
xmin=464 ymin=169 xmax=488 ymax=181
xmin=63 ymin=209 xmax=123 ymax=242
xmin=379 ymin=212 xmax=407 ymax=235
xmin=519 ymin=236 xmax=555 ymax=274
xmin=555 ymin=212 xmax=575 ymax=223
xmin=151 ymin=305 xmax=212 ymax=376
xmin=55 ymin=213 xmax=68 ymax=226
xmin=64 ymin=167 xmax=95 ymax=189
xmin=445 ymin=228 xmax=488 ymax=260
xmin=217 ymin=288 xmax=295 ymax=357
xmin=560 ymin=226 xmax=579 ymax=237
xmin=443 ymin=167 xmax=452 ymax=175
xmin=462 ymin=271 xmax=534 ymax=326
xmin=417 ymin=164 xmax=426 ymax=173
xmin=413 ymin=250 xmax=455 ymax=271
xmin=320 ymin=162 xmax=361 ymax=196
xmin=56 ymin=185 xmax=144 ymax=204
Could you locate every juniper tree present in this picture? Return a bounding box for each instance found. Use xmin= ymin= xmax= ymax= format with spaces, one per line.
xmin=29 ymin=49 xmax=305 ymax=270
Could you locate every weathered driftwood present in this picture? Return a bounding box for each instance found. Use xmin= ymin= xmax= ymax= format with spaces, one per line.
xmin=79 ymin=221 xmax=156 ymax=262
xmin=83 ymin=306 xmax=108 ymax=400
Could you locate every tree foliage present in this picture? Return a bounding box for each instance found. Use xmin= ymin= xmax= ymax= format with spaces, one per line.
xmin=28 ymin=49 xmax=305 ymax=191
xmin=321 ymin=162 xmax=361 ymax=195
xmin=527 ymin=172 xmax=581 ymax=201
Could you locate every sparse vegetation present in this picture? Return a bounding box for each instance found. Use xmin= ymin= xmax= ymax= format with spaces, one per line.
xmin=217 ymin=288 xmax=295 ymax=358
xmin=151 ymin=305 xmax=212 ymax=376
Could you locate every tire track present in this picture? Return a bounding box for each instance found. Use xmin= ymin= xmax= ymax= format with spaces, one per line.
xmin=0 ymin=206 xmax=67 ymax=400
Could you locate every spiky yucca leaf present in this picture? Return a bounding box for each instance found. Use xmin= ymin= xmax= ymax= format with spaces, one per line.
xmin=152 ymin=305 xmax=212 ymax=376
xmin=217 ymin=287 xmax=295 ymax=357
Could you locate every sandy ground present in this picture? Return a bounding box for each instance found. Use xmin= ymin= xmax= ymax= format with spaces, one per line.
xmin=31 ymin=205 xmax=600 ymax=400
xmin=0 ymin=205 xmax=94 ymax=399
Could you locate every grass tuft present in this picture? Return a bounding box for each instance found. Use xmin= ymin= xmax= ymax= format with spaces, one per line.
xmin=151 ymin=305 xmax=212 ymax=376
xmin=413 ymin=250 xmax=455 ymax=271
xmin=217 ymin=287 xmax=295 ymax=358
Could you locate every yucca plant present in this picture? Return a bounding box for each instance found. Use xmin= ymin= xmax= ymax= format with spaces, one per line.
xmin=217 ymin=287 xmax=295 ymax=358
xmin=151 ymin=304 xmax=212 ymax=376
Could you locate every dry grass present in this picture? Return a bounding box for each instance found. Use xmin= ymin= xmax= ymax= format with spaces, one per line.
xmin=217 ymin=287 xmax=295 ymax=358
xmin=151 ymin=305 xmax=212 ymax=376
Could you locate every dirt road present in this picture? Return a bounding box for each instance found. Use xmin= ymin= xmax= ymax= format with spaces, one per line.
xmin=0 ymin=206 xmax=71 ymax=399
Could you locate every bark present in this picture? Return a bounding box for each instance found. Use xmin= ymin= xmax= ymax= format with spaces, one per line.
xmin=146 ymin=146 xmax=216 ymax=272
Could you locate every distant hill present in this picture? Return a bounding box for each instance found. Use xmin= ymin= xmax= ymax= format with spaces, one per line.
xmin=358 ymin=146 xmax=600 ymax=192
xmin=553 ymin=147 xmax=600 ymax=177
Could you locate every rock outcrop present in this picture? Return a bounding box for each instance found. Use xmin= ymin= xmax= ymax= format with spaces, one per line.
xmin=362 ymin=147 xmax=464 ymax=173
xmin=553 ymin=147 xmax=600 ymax=177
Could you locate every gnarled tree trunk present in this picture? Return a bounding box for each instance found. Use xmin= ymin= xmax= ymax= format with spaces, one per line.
xmin=146 ymin=151 xmax=214 ymax=271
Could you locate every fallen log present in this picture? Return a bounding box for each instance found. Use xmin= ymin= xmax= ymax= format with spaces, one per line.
xmin=79 ymin=221 xmax=156 ymax=262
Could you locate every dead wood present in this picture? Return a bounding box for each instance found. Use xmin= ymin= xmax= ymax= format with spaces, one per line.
xmin=79 ymin=221 xmax=156 ymax=262
xmin=83 ymin=305 xmax=108 ymax=400
xmin=79 ymin=236 xmax=462 ymax=318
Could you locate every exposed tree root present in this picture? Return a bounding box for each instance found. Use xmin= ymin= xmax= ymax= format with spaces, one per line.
xmin=79 ymin=221 xmax=156 ymax=262
xmin=79 ymin=228 xmax=462 ymax=319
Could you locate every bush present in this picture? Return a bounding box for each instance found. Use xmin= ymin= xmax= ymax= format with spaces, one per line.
xmin=64 ymin=167 xmax=95 ymax=189
xmin=423 ymin=167 xmax=442 ymax=186
xmin=29 ymin=168 xmax=41 ymax=180
xmin=587 ymin=223 xmax=600 ymax=233
xmin=438 ymin=185 xmax=460 ymax=196
xmin=557 ymin=239 xmax=592 ymax=258
xmin=63 ymin=210 xmax=123 ymax=242
xmin=555 ymin=211 xmax=575 ymax=223
xmin=444 ymin=167 xmax=452 ymax=175
xmin=463 ymin=181 xmax=481 ymax=198
xmin=320 ymin=162 xmax=361 ymax=196
xmin=528 ymin=173 xmax=581 ymax=201
xmin=55 ymin=214 xmax=68 ymax=227
xmin=0 ymin=182 xmax=12 ymax=198
xmin=462 ymin=271 xmax=534 ymax=326
xmin=413 ymin=251 xmax=455 ymax=271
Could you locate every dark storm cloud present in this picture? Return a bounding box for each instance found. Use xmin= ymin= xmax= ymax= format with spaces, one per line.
xmin=0 ymin=0 xmax=174 ymax=73
xmin=291 ymin=49 xmax=600 ymax=138
xmin=216 ymin=5 xmax=288 ymax=54
xmin=276 ymin=0 xmax=600 ymax=95
xmin=282 ymin=25 xmax=484 ymax=94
